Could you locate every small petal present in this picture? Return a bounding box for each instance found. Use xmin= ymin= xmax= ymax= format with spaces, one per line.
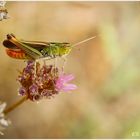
xmin=59 ymin=74 xmax=75 ymax=82
xmin=61 ymin=84 xmax=77 ymax=92
xmin=55 ymin=74 xmax=77 ymax=92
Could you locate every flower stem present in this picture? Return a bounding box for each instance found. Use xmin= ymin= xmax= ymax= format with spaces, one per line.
xmin=4 ymin=96 xmax=28 ymax=115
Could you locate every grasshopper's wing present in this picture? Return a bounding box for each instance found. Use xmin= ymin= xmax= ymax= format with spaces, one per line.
xmin=20 ymin=40 xmax=51 ymax=53
xmin=21 ymin=40 xmax=70 ymax=49
xmin=3 ymin=39 xmax=21 ymax=49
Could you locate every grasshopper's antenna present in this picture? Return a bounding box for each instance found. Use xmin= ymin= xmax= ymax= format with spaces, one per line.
xmin=72 ymin=36 xmax=96 ymax=47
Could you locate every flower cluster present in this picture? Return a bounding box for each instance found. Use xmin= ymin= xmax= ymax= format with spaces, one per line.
xmin=17 ymin=61 xmax=77 ymax=101
xmin=0 ymin=102 xmax=10 ymax=135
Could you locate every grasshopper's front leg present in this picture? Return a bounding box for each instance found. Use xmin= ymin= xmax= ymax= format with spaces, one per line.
xmin=7 ymin=34 xmax=43 ymax=60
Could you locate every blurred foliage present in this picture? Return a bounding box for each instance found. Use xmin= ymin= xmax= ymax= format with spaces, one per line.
xmin=0 ymin=1 xmax=140 ymax=138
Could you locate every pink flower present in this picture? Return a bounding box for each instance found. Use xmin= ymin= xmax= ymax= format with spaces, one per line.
xmin=18 ymin=61 xmax=77 ymax=101
xmin=55 ymin=74 xmax=77 ymax=92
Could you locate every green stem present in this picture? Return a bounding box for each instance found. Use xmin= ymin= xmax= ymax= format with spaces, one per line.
xmin=4 ymin=96 xmax=28 ymax=115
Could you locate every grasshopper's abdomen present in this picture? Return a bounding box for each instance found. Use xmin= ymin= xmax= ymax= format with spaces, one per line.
xmin=6 ymin=49 xmax=26 ymax=59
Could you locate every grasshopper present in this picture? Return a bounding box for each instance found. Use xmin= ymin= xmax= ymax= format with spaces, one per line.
xmin=3 ymin=34 xmax=96 ymax=60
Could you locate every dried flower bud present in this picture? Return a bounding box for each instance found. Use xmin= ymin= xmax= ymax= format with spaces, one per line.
xmin=18 ymin=87 xmax=26 ymax=96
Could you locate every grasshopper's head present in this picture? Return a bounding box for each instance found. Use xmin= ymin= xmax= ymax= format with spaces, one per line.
xmin=59 ymin=43 xmax=72 ymax=56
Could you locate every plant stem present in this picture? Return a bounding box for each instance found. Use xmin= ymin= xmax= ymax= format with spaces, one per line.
xmin=4 ymin=96 xmax=28 ymax=115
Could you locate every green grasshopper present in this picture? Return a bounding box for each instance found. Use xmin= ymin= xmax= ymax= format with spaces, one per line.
xmin=3 ymin=33 xmax=96 ymax=60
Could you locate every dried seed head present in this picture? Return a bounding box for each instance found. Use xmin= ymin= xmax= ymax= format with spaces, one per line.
xmin=0 ymin=1 xmax=6 ymax=7
xmin=0 ymin=1 xmax=9 ymax=21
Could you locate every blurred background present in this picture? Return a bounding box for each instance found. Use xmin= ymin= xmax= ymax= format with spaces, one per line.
xmin=0 ymin=1 xmax=140 ymax=138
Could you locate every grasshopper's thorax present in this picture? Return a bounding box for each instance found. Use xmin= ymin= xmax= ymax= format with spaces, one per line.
xmin=41 ymin=43 xmax=72 ymax=58
xmin=59 ymin=44 xmax=72 ymax=56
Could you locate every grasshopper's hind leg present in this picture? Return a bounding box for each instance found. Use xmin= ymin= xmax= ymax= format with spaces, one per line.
xmin=62 ymin=56 xmax=67 ymax=74
xmin=53 ymin=57 xmax=57 ymax=77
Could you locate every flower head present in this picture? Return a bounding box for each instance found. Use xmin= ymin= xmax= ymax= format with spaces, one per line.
xmin=17 ymin=60 xmax=77 ymax=102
